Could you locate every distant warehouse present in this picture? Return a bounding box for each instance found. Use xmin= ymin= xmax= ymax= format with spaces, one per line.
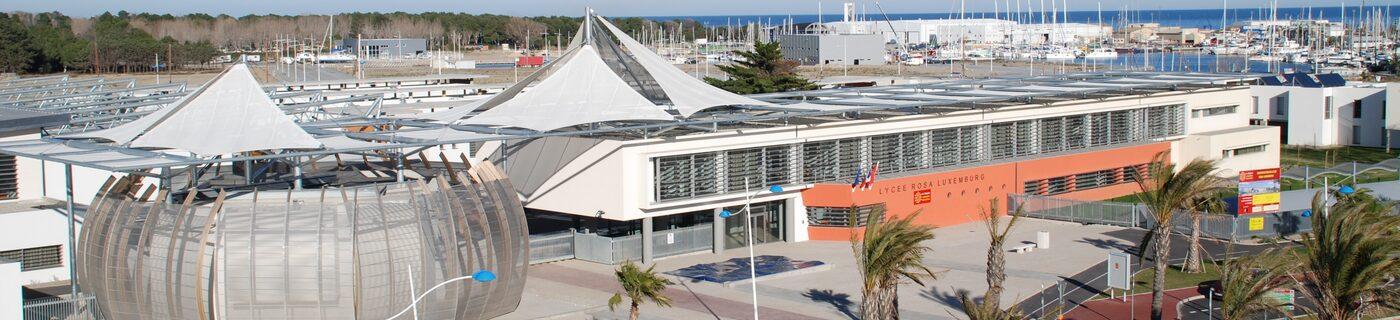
xmin=343 ymin=38 xmax=427 ymax=59
xmin=777 ymin=33 xmax=886 ymax=65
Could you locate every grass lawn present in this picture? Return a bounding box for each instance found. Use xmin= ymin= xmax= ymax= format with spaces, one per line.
xmin=1280 ymin=170 xmax=1399 ymax=191
xmin=1280 ymin=146 xmax=1400 ymax=168
xmin=1092 ymin=262 xmax=1222 ymax=300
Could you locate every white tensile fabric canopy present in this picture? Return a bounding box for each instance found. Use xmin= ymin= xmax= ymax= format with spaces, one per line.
xmin=67 ymin=64 xmax=322 ymax=156
xmin=595 ymin=16 xmax=771 ymax=117
xmin=458 ymin=45 xmax=675 ymax=131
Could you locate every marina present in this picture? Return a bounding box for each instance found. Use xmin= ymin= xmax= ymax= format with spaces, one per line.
xmin=0 ymin=1 xmax=1398 ymax=320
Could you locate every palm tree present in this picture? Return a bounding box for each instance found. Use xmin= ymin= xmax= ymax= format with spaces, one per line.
xmin=979 ymin=198 xmax=1023 ymax=309
xmin=853 ymin=208 xmax=938 ymax=319
xmin=1133 ymin=152 xmax=1226 ymax=320
xmin=1291 ymin=188 xmax=1400 ymax=320
xmin=953 ymin=198 xmax=1026 ymax=320
xmin=608 ymin=260 xmax=675 ymax=320
xmin=954 ymin=290 xmax=1027 ymax=320
xmin=1182 ymin=198 xmax=1227 ymax=274
xmin=1218 ymin=249 xmax=1291 ymax=320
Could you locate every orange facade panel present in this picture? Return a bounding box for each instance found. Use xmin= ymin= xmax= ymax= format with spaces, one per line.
xmin=802 ymin=142 xmax=1170 ymax=240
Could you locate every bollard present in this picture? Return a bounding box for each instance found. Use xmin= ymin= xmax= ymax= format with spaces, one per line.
xmin=1037 ymin=231 xmax=1050 ymax=249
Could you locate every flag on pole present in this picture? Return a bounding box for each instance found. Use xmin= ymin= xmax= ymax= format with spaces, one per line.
xmin=850 ymin=166 xmax=865 ymax=192
xmin=860 ymin=162 xmax=880 ymax=191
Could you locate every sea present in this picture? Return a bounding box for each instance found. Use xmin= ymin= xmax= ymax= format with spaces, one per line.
xmin=645 ymin=5 xmax=1400 ymax=29
xmin=1029 ymin=52 xmax=1315 ymax=74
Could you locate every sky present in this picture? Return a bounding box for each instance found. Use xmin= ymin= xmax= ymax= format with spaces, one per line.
xmin=0 ymin=0 xmax=1350 ymax=18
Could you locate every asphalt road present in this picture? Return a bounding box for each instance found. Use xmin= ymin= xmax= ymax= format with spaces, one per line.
xmin=1177 ymin=293 xmax=1307 ymax=320
xmin=1014 ymin=226 xmax=1291 ymax=318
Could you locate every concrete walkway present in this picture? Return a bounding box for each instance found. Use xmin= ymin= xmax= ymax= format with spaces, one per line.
xmin=500 ymin=217 xmax=1136 ymax=319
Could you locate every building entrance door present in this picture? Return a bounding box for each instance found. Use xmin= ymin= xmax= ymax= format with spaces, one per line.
xmin=724 ymin=200 xmax=785 ymax=248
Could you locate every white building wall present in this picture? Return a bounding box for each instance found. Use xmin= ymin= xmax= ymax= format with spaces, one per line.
xmin=0 ymin=207 xmax=77 ymax=285
xmin=1252 ymin=84 xmax=1391 ymax=147
xmin=1331 ymin=87 xmax=1388 ymax=147
xmin=0 ymin=262 xmax=19 ymax=320
xmin=1284 ymin=89 xmax=1333 ymax=146
xmin=1249 ymin=86 xmax=1291 ymax=122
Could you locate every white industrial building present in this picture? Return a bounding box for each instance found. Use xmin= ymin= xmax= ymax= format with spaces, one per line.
xmin=1250 ymin=73 xmax=1400 ymax=148
xmin=776 ymin=33 xmax=887 ymax=65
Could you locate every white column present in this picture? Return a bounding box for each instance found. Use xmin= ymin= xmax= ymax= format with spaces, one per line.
xmin=713 ymin=208 xmax=726 ymax=253
xmin=641 ymin=217 xmax=654 ymax=264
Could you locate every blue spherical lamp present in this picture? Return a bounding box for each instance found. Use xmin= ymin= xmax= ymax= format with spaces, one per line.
xmin=1338 ymin=185 xmax=1355 ymax=195
xmin=768 ymin=185 xmax=784 ymax=193
xmin=719 ymin=210 xmax=733 ymax=218
xmin=1300 ymin=209 xmax=1312 ymax=218
xmin=472 ymin=270 xmax=497 ymax=283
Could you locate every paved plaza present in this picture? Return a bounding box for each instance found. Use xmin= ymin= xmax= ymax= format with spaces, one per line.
xmin=501 ymin=217 xmax=1135 ymax=319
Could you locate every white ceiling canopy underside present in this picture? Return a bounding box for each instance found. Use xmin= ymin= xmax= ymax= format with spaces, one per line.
xmin=595 ymin=16 xmax=771 ymax=117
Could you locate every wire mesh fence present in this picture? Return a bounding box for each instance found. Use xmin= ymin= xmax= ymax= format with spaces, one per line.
xmin=22 ymin=293 xmax=101 ymax=320
xmin=1009 ymin=193 xmax=1315 ymax=242
xmin=528 ymin=230 xmax=576 ymax=264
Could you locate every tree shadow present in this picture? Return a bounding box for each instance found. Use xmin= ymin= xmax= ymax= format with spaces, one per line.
xmin=1063 ymin=275 xmax=1109 ymax=297
xmin=1076 ymin=238 xmax=1134 ymax=251
xmin=801 ymin=289 xmax=858 ymax=320
xmin=919 ymin=286 xmax=972 ymax=309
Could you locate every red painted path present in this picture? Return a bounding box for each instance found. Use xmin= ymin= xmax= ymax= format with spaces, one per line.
xmin=1064 ymin=287 xmax=1200 ymax=320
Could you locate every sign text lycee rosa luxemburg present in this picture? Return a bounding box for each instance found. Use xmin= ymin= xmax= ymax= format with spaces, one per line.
xmin=876 ymin=173 xmax=988 ymax=195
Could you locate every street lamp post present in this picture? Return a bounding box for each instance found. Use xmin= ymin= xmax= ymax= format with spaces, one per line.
xmin=385 ymin=270 xmax=497 ymax=320
xmin=718 ymin=177 xmax=783 ymax=320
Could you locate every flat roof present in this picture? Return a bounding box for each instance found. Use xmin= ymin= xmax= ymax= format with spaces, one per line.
xmin=0 ymin=71 xmax=1262 ymax=172
xmin=0 ymin=107 xmax=69 ymax=135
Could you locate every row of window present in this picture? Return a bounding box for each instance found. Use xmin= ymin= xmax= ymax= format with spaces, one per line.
xmin=1022 ymin=164 xmax=1148 ymax=196
xmin=0 ymin=245 xmax=62 ymax=271
xmin=1191 ymin=105 xmax=1237 ymax=118
xmin=807 ymin=204 xmax=886 ymax=227
xmin=1256 ymin=94 xmax=1387 ymax=119
xmin=654 ymin=104 xmax=1185 ymax=202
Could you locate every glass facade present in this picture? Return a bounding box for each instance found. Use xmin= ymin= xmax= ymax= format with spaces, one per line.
xmin=654 ymin=104 xmax=1185 ymax=202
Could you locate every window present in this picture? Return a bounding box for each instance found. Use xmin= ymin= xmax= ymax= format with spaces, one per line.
xmin=1030 ymin=164 xmax=1147 ymax=196
xmin=0 ymin=154 xmax=14 ymax=200
xmin=989 ymin=122 xmax=1017 ymax=159
xmin=1222 ymin=145 xmax=1267 ymax=157
xmin=870 ymin=132 xmax=927 ymax=174
xmin=1354 ymin=100 xmax=1364 ymax=118
xmin=1252 ymin=96 xmax=1260 ymax=114
xmin=1191 ymin=105 xmax=1237 ymax=118
xmin=801 ymin=138 xmax=860 ymax=183
xmin=1325 ymin=96 xmax=1333 ymax=119
xmin=0 ymin=245 xmax=62 ymax=271
xmin=808 ymin=204 xmax=885 ymax=227
xmin=725 ymin=146 xmax=791 ymax=192
xmin=1273 ymin=95 xmax=1288 ymax=116
xmin=1024 ymin=181 xmax=1042 ymax=194
xmin=655 ymin=153 xmax=718 ymax=201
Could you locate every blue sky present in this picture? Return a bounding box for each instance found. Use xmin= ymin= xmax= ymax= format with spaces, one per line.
xmin=1 ymin=0 xmax=1335 ymax=18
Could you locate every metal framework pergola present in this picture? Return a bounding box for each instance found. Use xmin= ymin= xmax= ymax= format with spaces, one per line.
xmin=0 ymin=71 xmax=1261 ymax=174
